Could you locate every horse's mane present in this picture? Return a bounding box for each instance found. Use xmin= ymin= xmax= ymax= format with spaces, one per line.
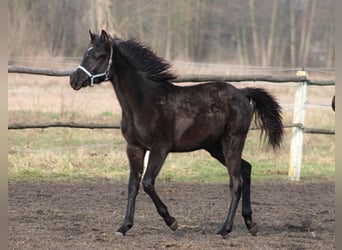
xmin=116 ymin=39 xmax=177 ymax=83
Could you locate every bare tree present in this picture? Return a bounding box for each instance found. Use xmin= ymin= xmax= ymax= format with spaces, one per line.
xmin=302 ymin=0 xmax=317 ymax=66
xmin=266 ymin=0 xmax=278 ymax=66
xmin=8 ymin=0 xmax=334 ymax=68
xmin=249 ymin=0 xmax=260 ymax=65
xmin=290 ymin=0 xmax=296 ymax=66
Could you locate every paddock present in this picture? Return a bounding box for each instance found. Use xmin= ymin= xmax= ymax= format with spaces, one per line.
xmin=9 ymin=179 xmax=334 ymax=249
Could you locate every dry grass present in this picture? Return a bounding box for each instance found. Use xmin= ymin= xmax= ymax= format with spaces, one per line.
xmin=8 ymin=74 xmax=335 ymax=182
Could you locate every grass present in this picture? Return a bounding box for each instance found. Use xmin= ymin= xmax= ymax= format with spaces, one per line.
xmin=8 ymin=75 xmax=335 ymax=183
xmin=8 ymin=113 xmax=335 ymax=183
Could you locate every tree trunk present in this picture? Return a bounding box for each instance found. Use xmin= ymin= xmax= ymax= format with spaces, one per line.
xmin=266 ymin=0 xmax=278 ymax=66
xmin=326 ymin=23 xmax=334 ymax=68
xmin=302 ymin=0 xmax=317 ymax=66
xmin=165 ymin=2 xmax=172 ymax=60
xmin=249 ymin=0 xmax=260 ymax=65
xmin=298 ymin=0 xmax=309 ymax=66
xmin=290 ymin=0 xmax=296 ymax=66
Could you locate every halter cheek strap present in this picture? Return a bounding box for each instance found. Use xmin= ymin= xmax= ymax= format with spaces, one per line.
xmin=77 ymin=41 xmax=114 ymax=87
xmin=77 ymin=65 xmax=107 ymax=87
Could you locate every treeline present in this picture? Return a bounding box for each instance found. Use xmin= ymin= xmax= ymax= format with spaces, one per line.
xmin=8 ymin=0 xmax=334 ymax=67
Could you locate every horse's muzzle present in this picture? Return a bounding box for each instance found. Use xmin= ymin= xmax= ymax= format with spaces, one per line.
xmin=70 ymin=71 xmax=86 ymax=90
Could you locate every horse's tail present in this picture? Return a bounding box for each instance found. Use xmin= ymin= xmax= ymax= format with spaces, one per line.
xmin=242 ymin=87 xmax=284 ymax=150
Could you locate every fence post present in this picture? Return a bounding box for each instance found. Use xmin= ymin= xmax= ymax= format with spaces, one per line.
xmin=288 ymin=71 xmax=308 ymax=181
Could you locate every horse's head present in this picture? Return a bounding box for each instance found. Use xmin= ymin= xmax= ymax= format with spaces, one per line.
xmin=70 ymin=30 xmax=113 ymax=90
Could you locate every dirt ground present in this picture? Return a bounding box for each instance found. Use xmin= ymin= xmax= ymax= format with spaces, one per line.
xmin=9 ymin=179 xmax=334 ymax=250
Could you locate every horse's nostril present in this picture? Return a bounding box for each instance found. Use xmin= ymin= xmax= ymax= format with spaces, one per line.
xmin=70 ymin=74 xmax=78 ymax=89
xmin=70 ymin=74 xmax=78 ymax=85
xmin=70 ymin=78 xmax=74 ymax=87
xmin=69 ymin=74 xmax=84 ymax=91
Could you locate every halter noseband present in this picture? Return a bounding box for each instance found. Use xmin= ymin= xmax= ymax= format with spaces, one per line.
xmin=77 ymin=40 xmax=113 ymax=87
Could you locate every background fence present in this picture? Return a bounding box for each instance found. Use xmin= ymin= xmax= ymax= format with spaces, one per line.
xmin=8 ymin=65 xmax=335 ymax=180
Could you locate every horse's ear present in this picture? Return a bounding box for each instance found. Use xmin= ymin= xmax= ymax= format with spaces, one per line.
xmin=89 ymin=30 xmax=95 ymax=42
xmin=100 ymin=29 xmax=111 ymax=44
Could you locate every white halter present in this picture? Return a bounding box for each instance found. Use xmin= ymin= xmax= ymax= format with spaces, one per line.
xmin=77 ymin=41 xmax=113 ymax=87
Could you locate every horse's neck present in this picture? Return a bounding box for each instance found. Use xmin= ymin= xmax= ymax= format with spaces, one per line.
xmin=111 ymin=69 xmax=149 ymax=114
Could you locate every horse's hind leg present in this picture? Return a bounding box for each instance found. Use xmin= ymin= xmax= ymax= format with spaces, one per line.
xmin=206 ymin=144 xmax=256 ymax=236
xmin=241 ymin=159 xmax=257 ymax=236
xmin=142 ymin=147 xmax=178 ymax=231
xmin=116 ymin=145 xmax=145 ymax=236
xmin=216 ymin=134 xmax=246 ymax=238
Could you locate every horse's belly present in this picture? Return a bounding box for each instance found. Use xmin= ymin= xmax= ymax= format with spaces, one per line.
xmin=172 ymin=117 xmax=225 ymax=152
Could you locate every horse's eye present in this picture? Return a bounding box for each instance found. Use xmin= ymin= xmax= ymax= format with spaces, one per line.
xmin=94 ymin=54 xmax=105 ymax=60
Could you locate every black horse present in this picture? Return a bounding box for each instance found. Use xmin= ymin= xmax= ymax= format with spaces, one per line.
xmin=70 ymin=30 xmax=284 ymax=238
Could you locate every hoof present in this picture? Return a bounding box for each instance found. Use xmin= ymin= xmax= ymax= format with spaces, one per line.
xmin=115 ymin=231 xmax=125 ymax=236
xmin=216 ymin=228 xmax=231 ymax=239
xmin=248 ymin=223 xmax=258 ymax=236
xmin=116 ymin=224 xmax=130 ymax=236
xmin=216 ymin=232 xmax=228 ymax=239
xmin=169 ymin=219 xmax=178 ymax=231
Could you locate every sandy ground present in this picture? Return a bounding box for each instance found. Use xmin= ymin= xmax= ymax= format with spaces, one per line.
xmin=9 ymin=179 xmax=334 ymax=249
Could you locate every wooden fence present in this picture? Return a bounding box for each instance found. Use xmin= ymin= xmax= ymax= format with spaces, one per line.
xmin=8 ymin=66 xmax=335 ymax=181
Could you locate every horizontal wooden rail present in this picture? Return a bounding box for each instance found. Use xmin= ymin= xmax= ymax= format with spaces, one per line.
xmin=8 ymin=122 xmax=121 ymax=130
xmin=8 ymin=66 xmax=73 ymax=77
xmin=174 ymin=75 xmax=335 ymax=86
xmin=303 ymin=128 xmax=335 ymax=135
xmin=8 ymin=66 xmax=335 ymax=86
xmin=7 ymin=122 xmax=335 ymax=134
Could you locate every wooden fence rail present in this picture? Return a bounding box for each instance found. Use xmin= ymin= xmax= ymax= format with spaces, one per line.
xmin=8 ymin=65 xmax=335 ymax=85
xmin=7 ymin=122 xmax=335 ymax=135
xmin=8 ymin=65 xmax=335 ymax=181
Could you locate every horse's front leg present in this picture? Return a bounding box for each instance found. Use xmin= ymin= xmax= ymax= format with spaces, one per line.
xmin=142 ymin=147 xmax=178 ymax=231
xmin=116 ymin=144 xmax=145 ymax=236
